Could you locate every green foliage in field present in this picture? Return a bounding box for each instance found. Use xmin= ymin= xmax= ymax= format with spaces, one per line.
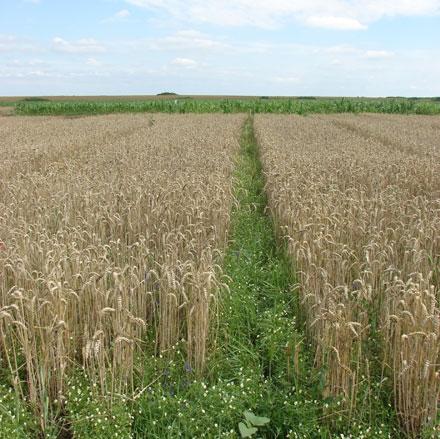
xmin=0 ymin=383 xmax=38 ymax=438
xmin=14 ymin=97 xmax=440 ymax=115
xmin=22 ymin=97 xmax=50 ymax=102
xmin=133 ymin=357 xmax=269 ymax=438
xmin=66 ymin=373 xmax=133 ymax=439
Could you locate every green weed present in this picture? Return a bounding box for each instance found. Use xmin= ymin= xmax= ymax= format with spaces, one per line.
xmin=0 ymin=383 xmax=38 ymax=438
xmin=65 ymin=372 xmax=133 ymax=439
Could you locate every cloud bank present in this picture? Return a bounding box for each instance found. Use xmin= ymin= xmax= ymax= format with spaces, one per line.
xmin=125 ymin=0 xmax=440 ymax=30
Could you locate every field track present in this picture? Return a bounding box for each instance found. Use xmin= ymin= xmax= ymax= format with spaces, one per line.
xmin=327 ymin=114 xmax=440 ymax=158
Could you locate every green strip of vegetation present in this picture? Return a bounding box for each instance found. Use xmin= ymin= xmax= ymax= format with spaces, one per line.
xmin=218 ymin=117 xmax=400 ymax=439
xmin=14 ymin=97 xmax=440 ymax=116
xmin=214 ymin=116 xmax=328 ymax=437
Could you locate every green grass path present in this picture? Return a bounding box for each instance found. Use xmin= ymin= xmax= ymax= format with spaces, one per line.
xmin=210 ymin=116 xmax=329 ymax=437
xmin=206 ymin=115 xmax=400 ymax=438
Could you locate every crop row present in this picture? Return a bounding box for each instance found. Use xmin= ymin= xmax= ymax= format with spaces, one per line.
xmin=256 ymin=114 xmax=439 ymax=438
xmin=0 ymin=114 xmax=244 ymax=436
xmin=14 ymin=97 xmax=440 ymax=116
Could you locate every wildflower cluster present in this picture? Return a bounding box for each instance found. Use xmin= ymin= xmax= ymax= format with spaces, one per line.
xmin=134 ymin=356 xmax=269 ymax=438
xmin=65 ymin=374 xmax=132 ymax=439
xmin=0 ymin=383 xmax=37 ymax=438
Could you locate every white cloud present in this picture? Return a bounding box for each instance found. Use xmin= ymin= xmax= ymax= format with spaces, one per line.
xmin=325 ymin=45 xmax=358 ymax=54
xmin=321 ymin=45 xmax=396 ymax=60
xmin=126 ymin=0 xmax=174 ymax=9
xmin=86 ymin=57 xmax=102 ymax=66
xmin=154 ymin=30 xmax=228 ymax=50
xmin=273 ymin=76 xmax=301 ymax=83
xmin=5 ymin=58 xmax=45 ymax=67
xmin=121 ymin=30 xmax=234 ymax=54
xmin=0 ymin=69 xmax=57 ymax=79
xmin=305 ymin=16 xmax=367 ymax=30
xmin=364 ymin=50 xmax=395 ymax=59
xmin=0 ymin=35 xmax=40 ymax=52
xmin=358 ymin=0 xmax=440 ymax=21
xmin=171 ymin=57 xmax=198 ymax=68
xmin=0 ymin=35 xmax=19 ymax=52
xmin=2 ymin=46 xmax=440 ymax=96
xmin=102 ymin=9 xmax=131 ymax=22
xmin=125 ymin=0 xmax=440 ymax=29
xmin=116 ymin=9 xmax=131 ymax=18
xmin=52 ymin=37 xmax=106 ymax=54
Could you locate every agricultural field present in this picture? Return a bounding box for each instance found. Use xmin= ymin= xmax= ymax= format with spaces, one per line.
xmin=0 ymin=114 xmax=244 ymax=437
xmin=2 ymin=96 xmax=440 ymax=117
xmin=0 ymin=110 xmax=439 ymax=438
xmin=256 ymin=114 xmax=440 ymax=438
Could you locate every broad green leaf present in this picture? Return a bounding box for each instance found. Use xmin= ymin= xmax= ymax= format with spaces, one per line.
xmin=244 ymin=411 xmax=270 ymax=426
xmin=239 ymin=422 xmax=257 ymax=438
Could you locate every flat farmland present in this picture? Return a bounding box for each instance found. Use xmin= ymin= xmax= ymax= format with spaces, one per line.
xmin=0 ymin=112 xmax=439 ymax=438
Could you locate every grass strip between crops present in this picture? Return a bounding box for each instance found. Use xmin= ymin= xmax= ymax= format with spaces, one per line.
xmin=217 ymin=116 xmax=400 ymax=439
xmin=212 ymin=115 xmax=330 ymax=437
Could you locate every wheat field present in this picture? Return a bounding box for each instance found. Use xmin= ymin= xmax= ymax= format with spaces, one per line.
xmin=0 ymin=112 xmax=439 ymax=438
xmin=256 ymin=114 xmax=440 ymax=437
xmin=0 ymin=114 xmax=244 ymax=434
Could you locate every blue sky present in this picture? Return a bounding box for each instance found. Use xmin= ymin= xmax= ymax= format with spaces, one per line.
xmin=1 ymin=0 xmax=440 ymax=96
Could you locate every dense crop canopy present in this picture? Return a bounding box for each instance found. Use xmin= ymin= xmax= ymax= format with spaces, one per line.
xmin=0 ymin=113 xmax=244 ymax=433
xmin=256 ymin=114 xmax=440 ymax=438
